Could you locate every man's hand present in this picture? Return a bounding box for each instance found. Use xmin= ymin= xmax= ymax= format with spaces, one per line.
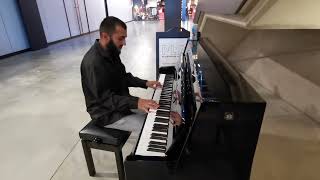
xmin=146 ymin=81 xmax=162 ymax=89
xmin=170 ymin=111 xmax=182 ymax=126
xmin=138 ymin=98 xmax=159 ymax=113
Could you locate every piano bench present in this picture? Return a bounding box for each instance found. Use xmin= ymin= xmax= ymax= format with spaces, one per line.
xmin=79 ymin=120 xmax=131 ymax=180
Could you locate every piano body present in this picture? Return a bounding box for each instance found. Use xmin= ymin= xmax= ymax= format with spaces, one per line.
xmin=124 ymin=39 xmax=266 ymax=180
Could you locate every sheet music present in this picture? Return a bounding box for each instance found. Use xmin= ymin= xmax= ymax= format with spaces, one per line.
xmin=159 ymin=38 xmax=188 ymax=67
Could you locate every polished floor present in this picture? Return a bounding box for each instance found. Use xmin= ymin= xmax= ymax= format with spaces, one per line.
xmin=0 ymin=20 xmax=319 ymax=180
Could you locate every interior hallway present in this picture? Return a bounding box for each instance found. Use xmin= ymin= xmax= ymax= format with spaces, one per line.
xmin=0 ymin=20 xmax=319 ymax=180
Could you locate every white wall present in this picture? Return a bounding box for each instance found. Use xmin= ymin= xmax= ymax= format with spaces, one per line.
xmin=0 ymin=0 xmax=29 ymax=52
xmin=0 ymin=16 xmax=12 ymax=56
xmin=107 ymin=0 xmax=133 ymax=22
xmin=64 ymin=0 xmax=90 ymax=36
xmin=77 ymin=0 xmax=89 ymax=33
xmin=36 ymin=0 xmax=70 ymax=43
xmin=64 ymin=0 xmax=81 ymax=36
xmin=0 ymin=0 xmax=29 ymax=56
xmin=86 ymin=0 xmax=106 ymax=31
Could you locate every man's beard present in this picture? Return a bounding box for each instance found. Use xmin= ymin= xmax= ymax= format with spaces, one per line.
xmin=107 ymin=39 xmax=121 ymax=56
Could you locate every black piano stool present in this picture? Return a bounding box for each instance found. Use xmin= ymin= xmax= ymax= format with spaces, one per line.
xmin=79 ymin=120 xmax=131 ymax=180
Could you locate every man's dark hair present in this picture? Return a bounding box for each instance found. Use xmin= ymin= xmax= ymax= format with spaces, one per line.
xmin=99 ymin=16 xmax=127 ymax=35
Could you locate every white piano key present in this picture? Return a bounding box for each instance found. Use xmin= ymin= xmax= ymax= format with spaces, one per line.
xmin=134 ymin=74 xmax=182 ymax=157
xmin=135 ymin=74 xmax=173 ymax=157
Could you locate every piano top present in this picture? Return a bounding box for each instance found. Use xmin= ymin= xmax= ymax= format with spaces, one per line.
xmin=196 ymin=42 xmax=265 ymax=104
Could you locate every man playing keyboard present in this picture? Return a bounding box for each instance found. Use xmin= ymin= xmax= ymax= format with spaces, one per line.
xmin=81 ymin=17 xmax=181 ymax=136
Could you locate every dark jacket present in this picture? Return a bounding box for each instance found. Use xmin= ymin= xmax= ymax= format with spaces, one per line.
xmin=81 ymin=40 xmax=147 ymax=125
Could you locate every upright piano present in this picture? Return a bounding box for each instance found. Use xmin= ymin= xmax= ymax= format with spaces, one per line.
xmin=124 ymin=39 xmax=266 ymax=180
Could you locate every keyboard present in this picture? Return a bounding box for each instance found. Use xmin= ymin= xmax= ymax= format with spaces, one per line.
xmin=135 ymin=74 xmax=175 ymax=157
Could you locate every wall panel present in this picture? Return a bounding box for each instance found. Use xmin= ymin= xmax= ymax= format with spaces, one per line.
xmin=107 ymin=0 xmax=133 ymax=22
xmin=36 ymin=0 xmax=70 ymax=42
xmin=85 ymin=0 xmax=106 ymax=31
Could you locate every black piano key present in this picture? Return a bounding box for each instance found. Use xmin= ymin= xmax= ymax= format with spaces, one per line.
xmin=153 ymin=122 xmax=169 ymax=129
xmin=158 ymin=104 xmax=170 ymax=107
xmin=153 ymin=123 xmax=168 ymax=128
xmin=160 ymin=95 xmax=171 ymax=98
xmin=163 ymin=81 xmax=173 ymax=84
xmin=150 ymin=135 xmax=167 ymax=141
xmin=160 ymin=94 xmax=171 ymax=97
xmin=161 ymin=89 xmax=170 ymax=91
xmin=153 ymin=127 xmax=168 ymax=132
xmin=159 ymin=96 xmax=171 ymax=99
xmin=159 ymin=99 xmax=171 ymax=102
xmin=156 ymin=112 xmax=170 ymax=117
xmin=158 ymin=105 xmax=170 ymax=108
xmin=161 ymin=92 xmax=172 ymax=95
xmin=159 ymin=102 xmax=171 ymax=105
xmin=158 ymin=107 xmax=170 ymax=111
xmin=160 ymin=97 xmax=171 ymax=100
xmin=156 ymin=109 xmax=170 ymax=113
xmin=156 ymin=115 xmax=169 ymax=123
xmin=156 ymin=111 xmax=170 ymax=115
xmin=154 ymin=121 xmax=168 ymax=125
xmin=158 ymin=108 xmax=170 ymax=111
xmin=157 ymin=110 xmax=171 ymax=114
xmin=163 ymin=84 xmax=171 ymax=87
xmin=148 ymin=144 xmax=166 ymax=150
xmin=160 ymin=94 xmax=172 ymax=97
xmin=155 ymin=117 xmax=169 ymax=120
xmin=151 ymin=132 xmax=167 ymax=137
xmin=152 ymin=127 xmax=167 ymax=133
xmin=155 ymin=117 xmax=169 ymax=121
xmin=151 ymin=137 xmax=167 ymax=141
xmin=160 ymin=95 xmax=172 ymax=98
xmin=152 ymin=129 xmax=167 ymax=134
xmin=156 ymin=109 xmax=171 ymax=113
xmin=152 ymin=131 xmax=167 ymax=136
xmin=159 ymin=104 xmax=171 ymax=109
xmin=149 ymin=140 xmax=167 ymax=146
xmin=159 ymin=104 xmax=170 ymax=107
xmin=153 ymin=121 xmax=169 ymax=127
xmin=153 ymin=124 xmax=168 ymax=129
xmin=159 ymin=101 xmax=171 ymax=104
xmin=151 ymin=133 xmax=167 ymax=139
xmin=160 ymin=93 xmax=171 ymax=95
xmin=156 ymin=114 xmax=169 ymax=119
xmin=149 ymin=141 xmax=167 ymax=147
xmin=154 ymin=118 xmax=169 ymax=123
xmin=147 ymin=147 xmax=166 ymax=153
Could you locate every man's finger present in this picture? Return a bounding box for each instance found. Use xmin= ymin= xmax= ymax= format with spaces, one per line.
xmin=152 ymin=84 xmax=157 ymax=89
xmin=149 ymin=104 xmax=159 ymax=109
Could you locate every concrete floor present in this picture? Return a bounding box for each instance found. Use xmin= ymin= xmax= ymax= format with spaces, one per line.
xmin=0 ymin=20 xmax=319 ymax=180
